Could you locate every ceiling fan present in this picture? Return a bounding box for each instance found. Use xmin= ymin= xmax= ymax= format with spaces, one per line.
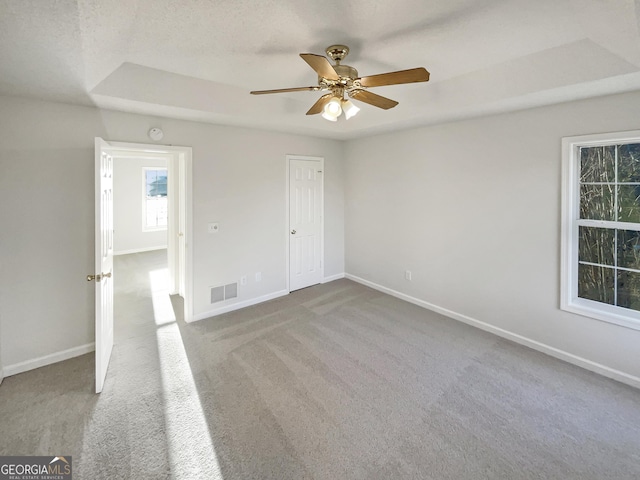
xmin=250 ymin=45 xmax=430 ymax=121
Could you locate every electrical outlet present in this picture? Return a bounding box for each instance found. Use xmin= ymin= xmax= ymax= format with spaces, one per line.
xmin=255 ymin=272 xmax=262 ymax=282
xmin=405 ymin=270 xmax=412 ymax=281
xmin=240 ymin=275 xmax=247 ymax=286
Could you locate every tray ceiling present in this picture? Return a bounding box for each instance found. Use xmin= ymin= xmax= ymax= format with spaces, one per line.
xmin=1 ymin=0 xmax=640 ymax=139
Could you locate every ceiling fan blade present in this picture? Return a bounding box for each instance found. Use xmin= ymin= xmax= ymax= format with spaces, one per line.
xmin=350 ymin=90 xmax=398 ymax=110
xmin=306 ymin=94 xmax=333 ymax=115
xmin=359 ymin=67 xmax=430 ymax=87
xmin=300 ymin=53 xmax=340 ymax=80
xmin=250 ymin=86 xmax=319 ymax=95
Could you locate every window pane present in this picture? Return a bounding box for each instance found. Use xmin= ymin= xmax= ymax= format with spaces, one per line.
xmin=617 ymin=270 xmax=640 ymax=311
xmin=146 ymin=197 xmax=168 ymax=228
xmin=579 ymin=227 xmax=615 ymax=266
xmin=617 ymin=185 xmax=640 ymax=223
xmin=578 ymin=264 xmax=615 ymax=305
xmin=617 ymin=143 xmax=640 ymax=183
xmin=145 ymin=170 xmax=155 ymax=196
xmin=617 ymin=229 xmax=640 ymax=270
xmin=146 ymin=201 xmax=158 ymax=227
xmin=579 ymin=184 xmax=614 ymax=220
xmin=156 ymin=197 xmax=168 ymax=226
xmin=146 ymin=169 xmax=167 ymax=197
xmin=580 ymin=146 xmax=615 ymax=183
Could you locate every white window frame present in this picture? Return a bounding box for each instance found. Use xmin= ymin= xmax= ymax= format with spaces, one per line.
xmin=142 ymin=167 xmax=168 ymax=232
xmin=561 ymin=129 xmax=640 ymax=331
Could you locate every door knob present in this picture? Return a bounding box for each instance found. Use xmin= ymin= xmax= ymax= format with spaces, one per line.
xmin=291 ymin=229 xmax=296 ymax=234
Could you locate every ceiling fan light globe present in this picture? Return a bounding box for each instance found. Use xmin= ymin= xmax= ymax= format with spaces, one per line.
xmin=322 ymin=110 xmax=338 ymax=122
xmin=342 ymin=99 xmax=360 ymax=120
xmin=324 ymin=97 xmax=342 ymax=116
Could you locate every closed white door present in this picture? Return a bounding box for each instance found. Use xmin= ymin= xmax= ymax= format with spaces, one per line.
xmin=93 ymin=138 xmax=114 ymax=393
xmin=289 ymin=158 xmax=323 ymax=291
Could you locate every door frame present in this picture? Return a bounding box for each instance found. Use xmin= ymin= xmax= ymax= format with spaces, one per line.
xmin=285 ymin=155 xmax=324 ymax=292
xmin=98 ymin=140 xmax=194 ymax=323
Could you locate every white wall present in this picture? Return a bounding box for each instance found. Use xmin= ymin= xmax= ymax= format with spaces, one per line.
xmin=345 ymin=90 xmax=640 ymax=383
xmin=113 ymin=156 xmax=167 ymax=254
xmin=0 ymin=95 xmax=344 ymax=372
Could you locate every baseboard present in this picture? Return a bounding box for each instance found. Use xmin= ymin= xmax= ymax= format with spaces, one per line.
xmin=191 ymin=277 xmax=345 ymax=322
xmin=114 ymin=246 xmax=167 ymax=256
xmin=346 ymin=274 xmax=640 ymax=390
xmin=3 ymin=343 xmax=96 ymax=378
xmin=322 ymin=272 xmax=345 ymax=283
xmin=191 ymin=289 xmax=289 ymax=323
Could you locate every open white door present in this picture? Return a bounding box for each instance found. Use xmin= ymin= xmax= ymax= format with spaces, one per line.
xmin=289 ymin=157 xmax=324 ymax=291
xmin=92 ymin=138 xmax=115 ymax=393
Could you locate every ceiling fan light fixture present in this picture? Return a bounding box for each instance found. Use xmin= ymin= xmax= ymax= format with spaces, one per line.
xmin=342 ymin=99 xmax=360 ymax=120
xmin=250 ymin=44 xmax=430 ymax=121
xmin=321 ymin=110 xmax=338 ymax=122
xmin=324 ymin=97 xmax=342 ymax=116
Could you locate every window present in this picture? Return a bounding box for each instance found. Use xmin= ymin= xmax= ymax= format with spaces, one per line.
xmin=562 ymin=130 xmax=640 ymax=331
xmin=143 ymin=168 xmax=168 ymax=230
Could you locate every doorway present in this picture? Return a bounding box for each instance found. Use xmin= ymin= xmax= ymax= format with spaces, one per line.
xmin=93 ymin=139 xmax=192 ymax=392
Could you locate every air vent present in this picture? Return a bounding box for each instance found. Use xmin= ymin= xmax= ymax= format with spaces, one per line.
xmin=210 ymin=282 xmax=238 ymax=303
xmin=225 ymin=283 xmax=237 ymax=299
xmin=210 ymin=286 xmax=224 ymax=304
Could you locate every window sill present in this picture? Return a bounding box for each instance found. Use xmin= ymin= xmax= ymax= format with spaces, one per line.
xmin=562 ymin=298 xmax=640 ymax=332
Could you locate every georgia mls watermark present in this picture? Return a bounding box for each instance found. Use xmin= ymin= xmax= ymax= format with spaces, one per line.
xmin=0 ymin=456 xmax=72 ymax=480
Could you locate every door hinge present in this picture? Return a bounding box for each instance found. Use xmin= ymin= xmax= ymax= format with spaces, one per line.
xmin=87 ymin=271 xmax=112 ymax=282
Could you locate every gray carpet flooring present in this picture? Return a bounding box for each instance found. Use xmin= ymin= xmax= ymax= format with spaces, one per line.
xmin=1 ymin=249 xmax=639 ymax=479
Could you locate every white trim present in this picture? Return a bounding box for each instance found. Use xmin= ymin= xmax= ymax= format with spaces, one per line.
xmin=167 ymin=154 xmax=179 ymax=294
xmin=191 ymin=290 xmax=289 ymax=322
xmin=3 ymin=343 xmax=96 ymax=378
xmin=322 ymin=273 xmax=345 ymax=283
xmin=285 ymin=158 xmax=290 ymax=292
xmin=286 ymin=155 xmax=325 ymax=292
xmin=183 ymin=149 xmax=193 ymax=322
xmin=346 ymin=274 xmax=640 ymax=390
xmin=114 ymin=246 xmax=167 ymax=256
xmin=561 ymin=130 xmax=640 ymax=331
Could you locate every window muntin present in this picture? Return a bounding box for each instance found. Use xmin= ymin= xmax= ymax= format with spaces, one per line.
xmin=143 ymin=168 xmax=168 ymax=230
xmin=562 ymin=131 xmax=640 ymax=331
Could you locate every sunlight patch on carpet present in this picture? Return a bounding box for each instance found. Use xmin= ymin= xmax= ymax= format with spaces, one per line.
xmin=152 ymin=266 xmax=223 ymax=479
xmin=149 ymin=268 xmax=176 ymax=326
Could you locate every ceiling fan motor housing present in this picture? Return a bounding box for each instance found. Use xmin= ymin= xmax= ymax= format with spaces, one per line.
xmin=319 ymin=64 xmax=358 ymax=91
xmin=333 ymin=64 xmax=358 ymax=80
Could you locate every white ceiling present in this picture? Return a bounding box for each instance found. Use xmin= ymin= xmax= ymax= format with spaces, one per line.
xmin=1 ymin=0 xmax=640 ymax=140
